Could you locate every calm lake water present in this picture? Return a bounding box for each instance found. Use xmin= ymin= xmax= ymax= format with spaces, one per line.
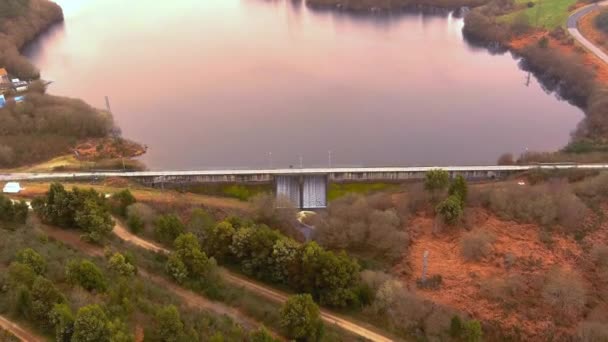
xmin=25 ymin=0 xmax=583 ymax=170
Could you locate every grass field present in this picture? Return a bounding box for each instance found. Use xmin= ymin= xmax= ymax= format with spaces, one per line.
xmin=327 ymin=182 xmax=400 ymax=201
xmin=501 ymin=0 xmax=577 ymax=29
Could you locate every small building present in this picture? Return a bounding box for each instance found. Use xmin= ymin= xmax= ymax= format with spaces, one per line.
xmin=3 ymin=182 xmax=22 ymax=194
xmin=0 ymin=68 xmax=9 ymax=85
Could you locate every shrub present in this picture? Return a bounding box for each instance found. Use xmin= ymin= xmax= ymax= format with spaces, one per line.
xmin=50 ymin=303 xmax=75 ymax=342
xmin=66 ymin=260 xmax=107 ymax=292
xmin=30 ymin=276 xmax=64 ymax=326
xmin=199 ymin=221 xmax=235 ymax=262
xmin=153 ymin=305 xmax=184 ymax=342
xmin=424 ymin=169 xmax=450 ymax=196
xmin=154 ymin=214 xmax=184 ymax=244
xmin=436 ymin=195 xmax=463 ymax=225
xmin=109 ymin=189 xmax=135 ymax=217
xmin=448 ymin=175 xmax=468 ymax=206
xmin=461 ymin=230 xmax=495 ymax=261
xmin=280 ymin=294 xmax=323 ymax=341
xmin=126 ymin=213 xmax=144 ymax=234
xmin=108 ymin=252 xmax=136 ymax=277
xmin=314 ymin=194 xmax=408 ymax=265
xmin=542 ymin=268 xmax=586 ymax=318
xmin=15 ymin=248 xmax=46 ymax=275
xmin=72 ymin=305 xmax=111 ymax=342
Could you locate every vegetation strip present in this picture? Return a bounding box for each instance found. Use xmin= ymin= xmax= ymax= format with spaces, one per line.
xmin=113 ymin=221 xmax=395 ymax=342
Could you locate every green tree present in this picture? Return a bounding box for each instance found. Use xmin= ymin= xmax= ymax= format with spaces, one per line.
xmin=450 ymin=315 xmax=463 ymax=338
xmin=72 ymin=305 xmax=111 ymax=342
xmin=66 ymin=260 xmax=107 ymax=292
xmin=200 ymin=221 xmax=235 ymax=261
xmin=229 ymin=225 xmax=282 ymax=280
xmin=109 ymin=189 xmax=136 ymax=217
xmin=154 ymin=214 xmax=184 ymax=244
xmin=74 ymin=198 xmax=114 ymax=243
xmin=436 ymin=195 xmax=463 ymax=225
xmin=280 ymin=294 xmax=323 ymax=341
xmin=12 ymin=285 xmax=31 ymax=319
xmin=270 ymin=238 xmax=300 ymax=284
xmin=8 ymin=262 xmax=36 ymax=288
xmin=424 ymin=169 xmax=450 ymax=195
xmin=108 ymin=318 xmax=134 ymax=342
xmin=298 ymin=242 xmax=361 ymax=308
xmin=108 ymin=253 xmax=136 ymax=277
xmin=165 ymin=254 xmax=188 ymax=284
xmin=448 ymin=175 xmax=468 ymax=206
xmin=16 ymin=248 xmax=46 ymax=275
xmin=31 ymin=276 xmax=65 ymax=326
xmin=169 ymin=233 xmax=216 ymax=282
xmin=463 ymin=320 xmax=483 ymax=342
xmin=50 ymin=303 xmax=74 ymax=342
xmin=249 ymin=326 xmax=278 ymax=342
xmin=126 ymin=213 xmax=144 ymax=234
xmin=153 ymin=305 xmax=184 ymax=342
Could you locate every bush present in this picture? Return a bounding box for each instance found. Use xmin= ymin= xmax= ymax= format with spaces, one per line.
xmin=542 ymin=268 xmax=586 ymax=318
xmin=153 ymin=305 xmax=184 ymax=342
xmin=154 ymin=214 xmax=184 ymax=245
xmin=66 ymin=260 xmax=107 ymax=292
xmin=436 ymin=195 xmax=463 ymax=226
xmin=126 ymin=213 xmax=144 ymax=234
xmin=34 ymin=184 xmax=114 ymax=243
xmin=0 ymin=195 xmax=28 ymax=224
xmin=424 ymin=169 xmax=450 ymax=196
xmin=109 ymin=189 xmax=136 ymax=217
xmin=15 ymin=248 xmax=46 ymax=275
xmin=461 ymin=230 xmax=495 ymax=261
xmin=314 ymin=194 xmax=408 ymax=265
xmin=280 ymin=294 xmax=323 ymax=342
xmin=72 ymin=305 xmax=111 ymax=342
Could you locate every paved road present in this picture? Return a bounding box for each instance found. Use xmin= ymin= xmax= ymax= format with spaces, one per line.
xmin=113 ymin=223 xmax=395 ymax=342
xmin=567 ymin=0 xmax=608 ymax=64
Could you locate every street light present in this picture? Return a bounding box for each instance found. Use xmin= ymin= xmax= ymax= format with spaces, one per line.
xmin=268 ymin=152 xmax=273 ymax=169
xmin=299 ymin=155 xmax=303 ymax=169
xmin=328 ymin=150 xmax=332 ymax=168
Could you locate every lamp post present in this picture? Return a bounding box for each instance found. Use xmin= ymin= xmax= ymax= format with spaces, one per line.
xmin=328 ymin=150 xmax=332 ymax=168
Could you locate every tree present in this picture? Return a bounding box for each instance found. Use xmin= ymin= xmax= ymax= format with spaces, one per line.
xmin=424 ymin=169 xmax=450 ymax=196
xmin=436 ymin=195 xmax=463 ymax=225
xmin=165 ymin=254 xmax=188 ymax=284
xmin=230 ymin=225 xmax=283 ymax=280
xmin=8 ymin=262 xmax=36 ymax=288
xmin=270 ymin=237 xmax=301 ymax=284
xmin=200 ymin=221 xmax=235 ymax=261
xmin=173 ymin=233 xmax=215 ymax=279
xmin=16 ymin=248 xmax=46 ymax=275
xmin=126 ymin=213 xmax=144 ymax=234
xmin=72 ymin=305 xmax=111 ymax=342
xmin=153 ymin=305 xmax=184 ymax=342
xmin=154 ymin=214 xmax=184 ymax=244
xmin=66 ymin=260 xmax=107 ymax=292
xmin=463 ymin=320 xmax=483 ymax=342
xmin=74 ymin=198 xmax=114 ymax=243
xmin=448 ymin=175 xmax=468 ymax=206
xmin=31 ymin=276 xmax=65 ymax=326
xmin=50 ymin=303 xmax=74 ymax=342
xmin=249 ymin=326 xmax=279 ymax=342
xmin=280 ymin=294 xmax=323 ymax=341
xmin=108 ymin=253 xmax=136 ymax=277
xmin=109 ymin=189 xmax=136 ymax=217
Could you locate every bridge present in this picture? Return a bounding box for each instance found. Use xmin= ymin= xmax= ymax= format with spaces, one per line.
xmin=2 ymin=164 xmax=607 ymax=209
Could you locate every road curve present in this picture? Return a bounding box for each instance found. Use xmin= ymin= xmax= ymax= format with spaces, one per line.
xmin=0 ymin=315 xmax=44 ymax=342
xmin=567 ymin=0 xmax=608 ymax=65
xmin=112 ymin=224 xmax=395 ymax=342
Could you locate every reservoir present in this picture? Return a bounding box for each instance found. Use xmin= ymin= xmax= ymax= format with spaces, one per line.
xmin=25 ymin=0 xmax=584 ymax=169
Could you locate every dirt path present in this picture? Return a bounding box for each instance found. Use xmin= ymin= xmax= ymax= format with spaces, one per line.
xmin=39 ymin=224 xmax=264 ymax=333
xmin=113 ymin=223 xmax=395 ymax=342
xmin=0 ymin=315 xmax=44 ymax=342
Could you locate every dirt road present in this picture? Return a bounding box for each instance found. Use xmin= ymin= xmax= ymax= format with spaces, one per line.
xmin=39 ymin=224 xmax=263 ymax=332
xmin=113 ymin=224 xmax=395 ymax=342
xmin=0 ymin=315 xmax=44 ymax=342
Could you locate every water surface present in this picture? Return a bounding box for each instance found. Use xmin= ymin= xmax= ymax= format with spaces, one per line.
xmin=25 ymin=0 xmax=583 ymax=169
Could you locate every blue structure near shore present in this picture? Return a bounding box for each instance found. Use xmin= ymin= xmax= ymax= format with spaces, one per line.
xmin=0 ymin=94 xmax=5 ymax=108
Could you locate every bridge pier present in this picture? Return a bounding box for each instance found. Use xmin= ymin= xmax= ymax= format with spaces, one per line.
xmin=276 ymin=175 xmax=327 ymax=209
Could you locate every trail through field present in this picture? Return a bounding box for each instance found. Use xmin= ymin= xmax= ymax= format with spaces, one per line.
xmin=0 ymin=315 xmax=44 ymax=342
